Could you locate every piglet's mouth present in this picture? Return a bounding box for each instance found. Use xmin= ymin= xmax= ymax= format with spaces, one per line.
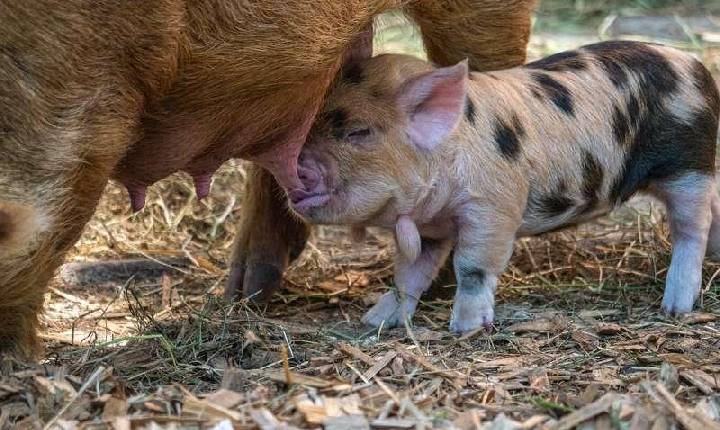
xmin=287 ymin=189 xmax=331 ymax=213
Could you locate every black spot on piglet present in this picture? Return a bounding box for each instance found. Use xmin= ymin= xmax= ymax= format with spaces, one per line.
xmin=531 ymin=72 xmax=575 ymax=116
xmin=493 ymin=113 xmax=525 ymax=160
xmin=327 ymin=108 xmax=348 ymax=139
xmin=583 ymin=41 xmax=679 ymax=94
xmin=536 ymin=193 xmax=574 ymax=217
xmin=525 ymin=50 xmax=587 ymax=72
xmin=465 ymin=97 xmax=477 ymax=125
xmin=578 ymin=150 xmax=604 ymax=214
xmin=692 ymin=60 xmax=720 ymax=119
xmin=611 ymin=105 xmax=631 ymax=146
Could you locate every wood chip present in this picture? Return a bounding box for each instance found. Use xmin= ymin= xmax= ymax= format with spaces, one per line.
xmin=370 ymin=418 xmax=417 ymax=429
xmin=101 ymin=396 xmax=128 ymax=421
xmin=324 ymin=414 xmax=370 ymax=430
xmin=394 ymin=345 xmax=440 ymax=374
xmin=528 ymin=368 xmax=550 ymax=393
xmin=204 ymin=389 xmax=245 ymax=409
xmin=681 ymin=313 xmax=717 ymax=324
xmin=295 ymin=394 xmax=363 ymax=425
xmin=250 ymin=408 xmax=287 ymax=430
xmin=593 ymin=368 xmax=624 ymax=387
xmin=519 ymin=415 xmax=550 ymax=429
xmin=394 ymin=345 xmax=461 ymax=384
xmin=266 ymin=370 xmax=333 ymax=388
xmin=595 ymin=322 xmax=624 ymax=335
xmin=362 ymin=351 xmax=397 ymax=380
xmin=549 ymin=393 xmax=617 ymax=430
xmin=182 ymin=392 xmax=243 ymax=422
xmin=571 ymin=330 xmax=600 ymax=350
xmin=220 ymin=367 xmax=250 ymax=391
xmin=337 ymin=342 xmax=375 ymax=366
xmin=454 ymin=410 xmax=486 ymax=430
xmin=643 ymin=382 xmax=720 ymax=430
xmin=506 ymin=319 xmax=557 ymax=333
xmin=474 ymin=357 xmax=524 ymax=369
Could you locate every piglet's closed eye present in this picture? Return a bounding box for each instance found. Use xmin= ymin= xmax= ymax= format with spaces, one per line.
xmin=397 ymin=60 xmax=469 ymax=151
xmin=395 ymin=215 xmax=421 ymax=263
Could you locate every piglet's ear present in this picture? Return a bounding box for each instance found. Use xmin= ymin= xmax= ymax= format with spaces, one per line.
xmin=397 ymin=60 xmax=468 ymax=151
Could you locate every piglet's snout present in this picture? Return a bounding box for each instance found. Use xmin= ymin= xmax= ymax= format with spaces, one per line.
xmin=289 ymin=152 xmax=330 ymax=207
xmin=298 ymin=159 xmax=321 ymax=191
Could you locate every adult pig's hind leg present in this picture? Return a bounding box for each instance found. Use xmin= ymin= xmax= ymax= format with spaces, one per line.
xmin=225 ymin=164 xmax=309 ymax=303
xmin=406 ymin=0 xmax=535 ymax=70
xmin=0 ymin=157 xmax=112 ymax=359
xmin=0 ymin=202 xmax=49 ymax=359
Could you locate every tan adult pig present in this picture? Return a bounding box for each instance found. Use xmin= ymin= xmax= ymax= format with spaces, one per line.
xmin=0 ymin=0 xmax=535 ymax=358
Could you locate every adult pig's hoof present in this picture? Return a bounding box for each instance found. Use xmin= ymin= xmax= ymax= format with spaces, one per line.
xmin=225 ymin=260 xmax=283 ymax=304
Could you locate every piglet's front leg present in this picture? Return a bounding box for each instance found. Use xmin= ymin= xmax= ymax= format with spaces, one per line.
xmin=449 ymin=209 xmax=518 ymax=334
xmin=363 ymin=238 xmax=452 ymax=329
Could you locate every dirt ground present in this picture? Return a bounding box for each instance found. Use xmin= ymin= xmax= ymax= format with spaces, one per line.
xmin=2 ymin=6 xmax=720 ymax=430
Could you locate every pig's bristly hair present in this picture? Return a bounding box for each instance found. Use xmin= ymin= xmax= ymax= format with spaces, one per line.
xmin=0 ymin=203 xmax=40 ymax=257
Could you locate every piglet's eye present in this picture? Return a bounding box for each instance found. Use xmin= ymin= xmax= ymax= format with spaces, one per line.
xmin=345 ymin=127 xmax=372 ymax=143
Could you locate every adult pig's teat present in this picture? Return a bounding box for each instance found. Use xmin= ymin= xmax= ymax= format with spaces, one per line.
xmin=126 ymin=184 xmax=147 ymax=213
xmin=192 ymin=172 xmax=213 ymax=200
xmin=395 ymin=215 xmax=421 ymax=263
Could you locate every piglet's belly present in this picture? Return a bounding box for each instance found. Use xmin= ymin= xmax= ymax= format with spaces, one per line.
xmin=417 ymin=218 xmax=458 ymax=240
xmin=517 ymin=202 xmax=614 ymax=237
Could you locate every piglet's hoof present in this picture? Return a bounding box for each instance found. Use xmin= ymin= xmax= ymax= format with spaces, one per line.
xmin=362 ymin=292 xmax=413 ymax=328
xmin=449 ymin=294 xmax=494 ymax=335
xmin=661 ymin=269 xmax=700 ymax=316
xmin=661 ymin=286 xmax=697 ymax=316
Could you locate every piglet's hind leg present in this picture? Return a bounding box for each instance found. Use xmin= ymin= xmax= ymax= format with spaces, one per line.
xmin=362 ymin=239 xmax=452 ymax=329
xmin=652 ymin=173 xmax=713 ymax=314
xmin=705 ymin=185 xmax=720 ymax=261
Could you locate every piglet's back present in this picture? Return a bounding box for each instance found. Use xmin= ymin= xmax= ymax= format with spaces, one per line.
xmin=456 ymin=41 xmax=719 ymax=234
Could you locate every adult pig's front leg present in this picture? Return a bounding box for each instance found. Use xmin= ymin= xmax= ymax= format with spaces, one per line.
xmin=225 ymin=164 xmax=309 ymax=302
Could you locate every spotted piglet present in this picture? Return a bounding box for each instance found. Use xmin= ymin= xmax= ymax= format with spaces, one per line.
xmin=288 ymin=41 xmax=720 ymax=334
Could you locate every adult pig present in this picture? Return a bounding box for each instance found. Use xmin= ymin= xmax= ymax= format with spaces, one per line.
xmin=0 ymin=0 xmax=534 ymax=358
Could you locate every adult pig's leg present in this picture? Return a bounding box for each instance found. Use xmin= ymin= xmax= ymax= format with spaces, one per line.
xmin=225 ymin=164 xmax=309 ymax=302
xmin=0 ymin=153 xmax=113 ymax=359
xmin=407 ymin=0 xmax=535 ymax=70
xmin=226 ymin=24 xmax=375 ymax=303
